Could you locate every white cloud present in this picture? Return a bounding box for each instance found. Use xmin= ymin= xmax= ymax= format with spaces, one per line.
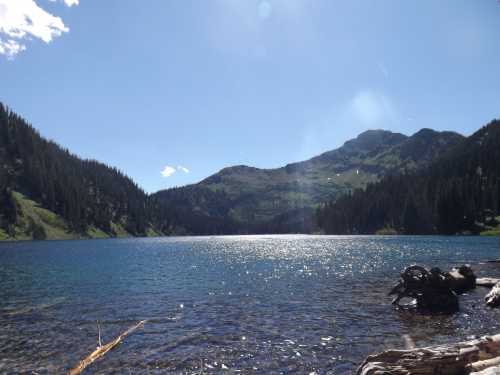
xmin=63 ymin=0 xmax=79 ymax=6
xmin=49 ymin=0 xmax=79 ymax=6
xmin=0 ymin=0 xmax=76 ymax=58
xmin=0 ymin=38 xmax=25 ymax=56
xmin=161 ymin=166 xmax=176 ymax=178
xmin=161 ymin=165 xmax=190 ymax=178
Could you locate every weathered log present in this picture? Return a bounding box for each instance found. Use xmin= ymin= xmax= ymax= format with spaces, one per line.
xmin=68 ymin=320 xmax=147 ymax=375
xmin=470 ymin=364 xmax=500 ymax=374
xmin=470 ymin=356 xmax=500 ymax=373
xmin=477 ymin=278 xmax=500 ymax=288
xmin=485 ymin=282 xmax=500 ymax=308
xmin=356 ymin=333 xmax=500 ymax=375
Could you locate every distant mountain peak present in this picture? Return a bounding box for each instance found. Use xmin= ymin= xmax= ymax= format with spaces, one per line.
xmin=412 ymin=128 xmax=437 ymax=136
xmin=154 ymin=126 xmax=466 ymax=232
xmin=341 ymin=129 xmax=407 ymax=154
xmin=410 ymin=128 xmax=463 ymax=140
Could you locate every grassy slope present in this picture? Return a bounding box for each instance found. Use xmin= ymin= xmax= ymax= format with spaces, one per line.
xmin=0 ymin=192 xmax=147 ymax=241
xmin=11 ymin=191 xmax=77 ymax=240
xmin=201 ymin=166 xmax=376 ymax=223
xmin=480 ymin=217 xmax=500 ymax=236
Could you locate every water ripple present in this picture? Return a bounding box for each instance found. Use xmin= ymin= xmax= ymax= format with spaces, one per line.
xmin=0 ymin=235 xmax=499 ymax=373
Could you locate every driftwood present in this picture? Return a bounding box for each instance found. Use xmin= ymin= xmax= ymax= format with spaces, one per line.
xmin=389 ymin=265 xmax=476 ymax=313
xmin=68 ymin=320 xmax=147 ymax=375
xmin=477 ymin=278 xmax=500 ymax=288
xmin=358 ymin=263 xmax=500 ymax=374
xmin=356 ymin=333 xmax=500 ymax=375
xmin=485 ymin=282 xmax=500 ymax=308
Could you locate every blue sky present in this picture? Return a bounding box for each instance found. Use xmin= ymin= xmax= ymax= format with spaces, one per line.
xmin=1 ymin=0 xmax=499 ymax=192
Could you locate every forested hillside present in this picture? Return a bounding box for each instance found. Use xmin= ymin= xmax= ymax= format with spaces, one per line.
xmin=0 ymin=103 xmax=164 ymax=240
xmin=317 ymin=120 xmax=500 ymax=235
xmin=153 ymin=128 xmax=464 ymax=232
xmin=150 ymin=185 xmax=240 ymax=235
xmin=1 ymin=102 xmax=496 ymax=239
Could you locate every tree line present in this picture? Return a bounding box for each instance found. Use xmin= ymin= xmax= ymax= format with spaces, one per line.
xmin=0 ymin=103 xmax=159 ymax=237
xmin=0 ymin=103 xmax=248 ymax=237
xmin=316 ymin=120 xmax=500 ymax=235
xmin=2 ymin=101 xmax=499 ymax=238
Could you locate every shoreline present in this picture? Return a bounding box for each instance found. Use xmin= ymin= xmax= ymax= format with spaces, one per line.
xmin=1 ymin=232 xmax=499 ymax=243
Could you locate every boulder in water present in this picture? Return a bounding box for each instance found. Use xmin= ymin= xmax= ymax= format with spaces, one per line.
xmin=389 ymin=265 xmax=459 ymax=313
xmin=389 ymin=264 xmax=477 ymax=313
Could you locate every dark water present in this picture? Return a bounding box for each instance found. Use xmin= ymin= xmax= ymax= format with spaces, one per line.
xmin=1 ymin=235 xmax=500 ymax=374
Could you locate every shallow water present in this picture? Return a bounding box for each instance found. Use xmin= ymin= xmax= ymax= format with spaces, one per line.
xmin=0 ymin=235 xmax=500 ymax=374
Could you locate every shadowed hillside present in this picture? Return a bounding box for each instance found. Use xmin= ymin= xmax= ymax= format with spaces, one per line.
xmin=0 ymin=103 xmax=166 ymax=240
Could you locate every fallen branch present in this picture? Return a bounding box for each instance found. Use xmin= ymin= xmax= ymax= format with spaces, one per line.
xmin=68 ymin=320 xmax=147 ymax=375
xmin=356 ymin=333 xmax=500 ymax=375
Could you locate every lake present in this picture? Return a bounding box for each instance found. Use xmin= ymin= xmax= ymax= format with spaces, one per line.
xmin=1 ymin=235 xmax=500 ymax=374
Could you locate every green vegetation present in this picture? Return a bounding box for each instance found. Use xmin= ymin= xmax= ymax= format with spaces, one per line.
xmin=146 ymin=227 xmax=161 ymax=237
xmin=317 ymin=120 xmax=500 ymax=235
xmin=0 ymin=228 xmax=9 ymax=240
xmin=0 ymin=192 xmax=153 ymax=241
xmin=86 ymin=226 xmax=110 ymax=239
xmin=11 ymin=191 xmax=76 ymax=240
xmin=480 ymin=217 xmax=500 ymax=236
xmin=480 ymin=228 xmax=500 ymax=236
xmin=1 ymin=102 xmax=497 ymax=239
xmin=375 ymin=227 xmax=400 ymax=235
xmin=110 ymin=222 xmax=130 ymax=238
xmin=0 ymin=103 xmax=168 ymax=240
xmin=153 ymin=128 xmax=463 ymax=233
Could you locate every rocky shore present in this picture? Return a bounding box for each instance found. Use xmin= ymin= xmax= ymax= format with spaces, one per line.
xmin=357 ymin=263 xmax=500 ymax=375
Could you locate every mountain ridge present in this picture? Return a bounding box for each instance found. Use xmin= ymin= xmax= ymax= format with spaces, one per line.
xmin=317 ymin=120 xmax=500 ymax=235
xmin=0 ymin=102 xmax=472 ymax=238
xmin=153 ymin=128 xmax=465 ymax=230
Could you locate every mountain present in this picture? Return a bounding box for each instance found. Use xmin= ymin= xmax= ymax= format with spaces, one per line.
xmin=317 ymin=120 xmax=500 ymax=235
xmin=0 ymin=103 xmax=170 ymax=240
xmin=153 ymin=128 xmax=464 ymax=232
xmin=0 ymin=102 xmax=475 ymax=239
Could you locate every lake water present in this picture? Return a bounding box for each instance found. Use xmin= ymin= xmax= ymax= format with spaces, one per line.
xmin=1 ymin=235 xmax=500 ymax=374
